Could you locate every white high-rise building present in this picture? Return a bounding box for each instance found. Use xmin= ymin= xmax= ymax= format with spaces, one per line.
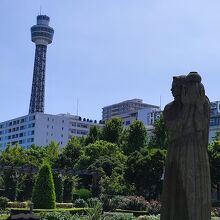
xmin=102 ymin=99 xmax=161 ymax=127
xmin=102 ymin=99 xmax=160 ymax=121
xmin=0 ymin=113 xmax=102 ymax=150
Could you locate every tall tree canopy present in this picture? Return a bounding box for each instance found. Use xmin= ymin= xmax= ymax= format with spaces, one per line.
xmin=123 ymin=120 xmax=147 ymax=155
xmin=101 ymin=118 xmax=123 ymax=144
xmin=149 ymin=116 xmax=168 ymax=149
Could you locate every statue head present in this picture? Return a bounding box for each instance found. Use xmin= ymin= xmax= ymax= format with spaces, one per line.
xmin=181 ymin=72 xmax=205 ymax=104
xmin=186 ymin=72 xmax=201 ymax=83
xmin=171 ymin=75 xmax=186 ymax=100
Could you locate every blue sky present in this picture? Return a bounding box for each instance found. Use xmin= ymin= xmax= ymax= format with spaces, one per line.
xmin=1 ymin=0 xmax=220 ymax=121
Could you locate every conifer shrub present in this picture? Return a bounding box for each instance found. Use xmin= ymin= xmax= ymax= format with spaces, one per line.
xmin=0 ymin=196 xmax=9 ymax=209
xmin=32 ymin=163 xmax=56 ymax=209
xmin=63 ymin=178 xmax=74 ymax=203
xmin=53 ymin=173 xmax=63 ymax=203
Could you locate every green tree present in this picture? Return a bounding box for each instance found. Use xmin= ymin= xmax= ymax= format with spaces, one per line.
xmin=24 ymin=145 xmax=48 ymax=167
xmin=32 ymin=162 xmax=56 ymax=209
xmin=76 ymin=140 xmax=126 ymax=171
xmin=101 ymin=118 xmax=123 ymax=144
xmin=123 ymin=120 xmax=147 ymax=155
xmin=46 ymin=141 xmax=59 ymax=164
xmin=63 ymin=176 xmax=79 ymax=203
xmin=53 ymin=173 xmax=63 ymax=203
xmin=85 ymin=126 xmax=101 ymax=145
xmin=3 ymin=170 xmax=18 ymax=201
xmin=208 ymin=140 xmax=220 ymax=200
xmin=125 ymin=148 xmax=166 ymax=199
xmin=0 ymin=145 xmax=26 ymax=166
xmin=149 ymin=116 xmax=168 ymax=149
xmin=100 ymin=171 xmax=128 ymax=195
xmin=55 ymin=137 xmax=82 ymax=169
xmin=17 ymin=174 xmax=34 ymax=201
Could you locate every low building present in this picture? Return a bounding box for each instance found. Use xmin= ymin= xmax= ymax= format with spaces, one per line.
xmin=0 ymin=113 xmax=102 ymax=150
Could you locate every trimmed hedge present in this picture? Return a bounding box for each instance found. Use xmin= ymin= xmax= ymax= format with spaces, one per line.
xmin=9 ymin=208 xmax=88 ymax=215
xmin=56 ymin=203 xmax=73 ymax=208
xmin=32 ymin=163 xmax=56 ymax=209
xmin=115 ymin=209 xmax=148 ymax=217
xmin=7 ymin=202 xmax=27 ymax=208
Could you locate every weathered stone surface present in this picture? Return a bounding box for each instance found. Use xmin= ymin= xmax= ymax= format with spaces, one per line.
xmin=160 ymin=72 xmax=211 ymax=220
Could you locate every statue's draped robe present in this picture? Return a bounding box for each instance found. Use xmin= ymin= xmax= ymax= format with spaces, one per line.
xmin=160 ymin=94 xmax=211 ymax=220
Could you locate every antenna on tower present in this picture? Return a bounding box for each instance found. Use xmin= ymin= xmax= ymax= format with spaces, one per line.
xmin=40 ymin=6 xmax=42 ymax=15
xmin=76 ymin=98 xmax=79 ymax=116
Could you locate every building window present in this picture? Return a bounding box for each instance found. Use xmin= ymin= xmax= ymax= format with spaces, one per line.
xmin=29 ymin=115 xmax=35 ymax=121
xmin=210 ymin=118 xmax=215 ymax=126
xmin=19 ymin=133 xmax=23 ymax=137
xmin=28 ymin=130 xmax=34 ymax=136
xmin=28 ymin=123 xmax=35 ymax=128
xmin=20 ymin=125 xmax=27 ymax=130
xmin=27 ymin=138 xmax=34 ymax=143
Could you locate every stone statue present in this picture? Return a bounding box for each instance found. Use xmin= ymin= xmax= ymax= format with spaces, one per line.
xmin=160 ymin=72 xmax=211 ymax=220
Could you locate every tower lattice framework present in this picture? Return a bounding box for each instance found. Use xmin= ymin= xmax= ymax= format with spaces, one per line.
xmin=29 ymin=15 xmax=54 ymax=114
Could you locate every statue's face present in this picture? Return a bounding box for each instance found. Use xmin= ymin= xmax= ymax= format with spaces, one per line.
xmin=171 ymin=81 xmax=181 ymax=99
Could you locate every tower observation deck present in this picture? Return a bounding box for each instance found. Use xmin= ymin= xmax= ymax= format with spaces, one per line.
xmin=29 ymin=15 xmax=54 ymax=114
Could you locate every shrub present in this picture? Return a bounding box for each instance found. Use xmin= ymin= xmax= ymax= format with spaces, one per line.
xmin=85 ymin=202 xmax=105 ymax=220
xmin=73 ymin=188 xmax=92 ymax=201
xmin=63 ymin=178 xmax=74 ymax=203
xmin=0 ymin=196 xmax=9 ymax=209
xmin=74 ymin=198 xmax=88 ymax=208
xmin=104 ymin=212 xmax=135 ymax=220
xmin=53 ymin=173 xmax=63 ymax=203
xmin=39 ymin=211 xmax=72 ymax=220
xmin=137 ymin=215 xmax=160 ymax=220
xmin=100 ymin=194 xmax=114 ymax=211
xmin=7 ymin=201 xmax=27 ymax=208
xmin=3 ymin=170 xmax=17 ymax=201
xmin=111 ymin=196 xmax=129 ymax=211
xmin=87 ymin=197 xmax=102 ymax=207
xmin=212 ymin=200 xmax=220 ymax=207
xmin=212 ymin=207 xmax=220 ymax=217
xmin=148 ymin=200 xmax=161 ymax=215
xmin=124 ymin=196 xmax=149 ymax=211
xmin=56 ymin=203 xmax=73 ymax=208
xmin=32 ymin=163 xmax=56 ymax=209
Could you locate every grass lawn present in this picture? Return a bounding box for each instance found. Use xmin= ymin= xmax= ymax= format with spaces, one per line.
xmin=0 ymin=214 xmax=9 ymax=220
